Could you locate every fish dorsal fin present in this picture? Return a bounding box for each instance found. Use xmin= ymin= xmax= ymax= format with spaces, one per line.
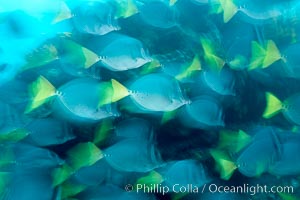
xmin=25 ymin=76 xmax=56 ymax=114
xmin=263 ymin=40 xmax=281 ymax=68
xmin=66 ymin=142 xmax=103 ymax=171
xmin=210 ymin=149 xmax=237 ymax=180
xmin=111 ymin=79 xmax=129 ymax=102
xmin=219 ymin=0 xmax=238 ymax=23
xmin=52 ymin=1 xmax=72 ymax=24
xmin=263 ymin=92 xmax=283 ymax=119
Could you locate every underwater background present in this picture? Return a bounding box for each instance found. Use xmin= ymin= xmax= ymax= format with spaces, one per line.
xmin=1 ymin=0 xmax=300 ymax=199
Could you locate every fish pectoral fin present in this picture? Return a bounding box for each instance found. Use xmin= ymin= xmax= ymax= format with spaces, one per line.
xmin=263 ymin=92 xmax=283 ymax=119
xmin=25 ymin=76 xmax=56 ymax=114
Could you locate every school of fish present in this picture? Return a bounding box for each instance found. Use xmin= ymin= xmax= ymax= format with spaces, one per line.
xmin=1 ymin=0 xmax=300 ymax=199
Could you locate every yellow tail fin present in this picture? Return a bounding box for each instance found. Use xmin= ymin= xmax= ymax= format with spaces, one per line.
xmin=201 ymin=38 xmax=225 ymax=72
xmin=93 ymin=119 xmax=114 ymax=145
xmin=263 ymin=92 xmax=282 ymax=119
xmin=136 ymin=171 xmax=164 ymax=186
xmin=111 ymin=79 xmax=130 ymax=102
xmin=62 ymin=40 xmax=100 ymax=69
xmin=210 ymin=149 xmax=237 ymax=180
xmin=23 ymin=44 xmax=58 ymax=71
xmin=0 ymin=129 xmax=28 ymax=142
xmin=263 ymin=40 xmax=281 ymax=68
xmin=175 ymin=55 xmax=201 ymax=81
xmin=52 ymin=164 xmax=74 ymax=186
xmin=52 ymin=1 xmax=72 ymax=24
xmin=61 ymin=181 xmax=86 ymax=199
xmin=218 ymin=130 xmax=252 ymax=153
xmin=219 ymin=0 xmax=238 ymax=23
xmin=249 ymin=40 xmax=281 ymax=70
xmin=115 ymin=0 xmax=139 ymax=18
xmin=25 ymin=76 xmax=56 ymax=113
xmin=66 ymin=142 xmax=103 ymax=171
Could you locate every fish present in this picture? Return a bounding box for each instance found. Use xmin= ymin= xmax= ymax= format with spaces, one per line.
xmin=163 ymin=159 xmax=211 ymax=188
xmin=236 ymin=138 xmax=275 ymax=177
xmin=210 ymin=127 xmax=281 ymax=179
xmin=268 ymin=131 xmax=300 ymax=176
xmin=1 ymin=171 xmax=55 ymax=200
xmin=218 ymin=0 xmax=294 ymax=24
xmin=200 ymin=37 xmax=225 ymax=72
xmin=178 ymin=95 xmax=224 ymax=129
xmin=77 ymin=184 xmax=157 ymax=200
xmin=71 ymin=1 xmax=120 ymax=36
xmin=182 ymin=189 xmax=244 ymax=200
xmin=71 ymin=159 xmax=109 ymax=186
xmin=128 ymin=73 xmax=187 ymax=112
xmin=115 ymin=117 xmax=154 ymax=140
xmin=151 ymin=53 xmax=201 ymax=82
xmin=85 ymin=33 xmax=152 ymax=71
xmin=104 ymin=138 xmax=164 ymax=172
xmin=248 ymin=40 xmax=300 ymax=74
xmin=24 ymin=118 xmax=75 ymax=146
xmin=220 ymin=21 xmax=256 ymax=70
xmin=25 ymin=76 xmax=128 ymax=123
xmin=0 ymin=101 xmax=25 ymax=134
xmin=263 ymin=92 xmax=300 ymax=125
xmin=139 ymin=0 xmax=178 ymax=29
xmin=200 ymin=68 xmax=236 ymax=96
xmin=280 ymin=43 xmax=300 ymax=78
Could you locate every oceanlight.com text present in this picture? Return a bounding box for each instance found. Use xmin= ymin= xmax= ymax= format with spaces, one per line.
xmin=126 ymin=183 xmax=294 ymax=196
